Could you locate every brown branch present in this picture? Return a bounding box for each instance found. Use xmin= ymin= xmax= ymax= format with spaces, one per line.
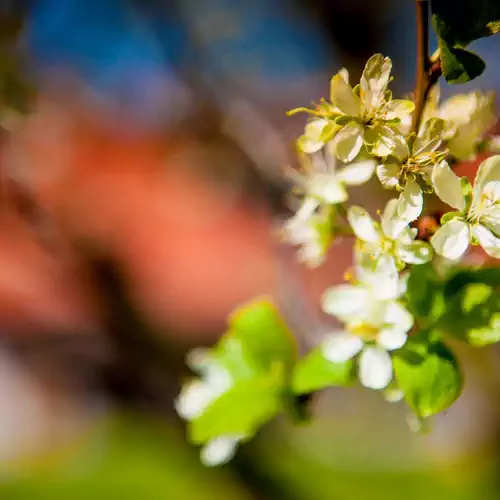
xmin=411 ymin=1 xmax=442 ymax=135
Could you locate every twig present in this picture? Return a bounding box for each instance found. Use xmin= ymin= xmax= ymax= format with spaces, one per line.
xmin=411 ymin=0 xmax=442 ymax=134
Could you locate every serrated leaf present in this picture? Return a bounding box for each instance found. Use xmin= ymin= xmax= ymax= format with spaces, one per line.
xmin=292 ymin=348 xmax=354 ymax=394
xmin=393 ymin=337 xmax=462 ymax=418
xmin=188 ymin=372 xmax=283 ymax=445
xmin=228 ymin=299 xmax=297 ymax=374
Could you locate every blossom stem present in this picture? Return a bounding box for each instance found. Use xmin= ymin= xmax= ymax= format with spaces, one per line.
xmin=411 ymin=0 xmax=441 ymax=134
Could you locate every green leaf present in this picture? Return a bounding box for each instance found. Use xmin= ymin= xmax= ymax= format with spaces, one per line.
xmin=444 ymin=267 xmax=500 ymax=295
xmin=393 ymin=336 xmax=462 ymax=418
xmin=292 ymin=348 xmax=354 ymax=394
xmin=432 ymin=0 xmax=500 ymax=47
xmin=440 ymin=280 xmax=500 ymax=346
xmin=439 ymin=44 xmax=486 ymax=84
xmin=406 ymin=264 xmax=445 ymax=326
xmin=212 ymin=336 xmax=261 ymax=381
xmin=228 ymin=299 xmax=297 ymax=375
xmin=431 ymin=0 xmax=500 ymax=83
xmin=188 ymin=372 xmax=283 ymax=444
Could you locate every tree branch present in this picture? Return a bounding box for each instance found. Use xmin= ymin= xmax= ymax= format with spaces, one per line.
xmin=411 ymin=0 xmax=441 ymax=134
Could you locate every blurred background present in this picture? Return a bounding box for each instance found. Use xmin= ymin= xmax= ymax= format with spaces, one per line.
xmin=0 ymin=0 xmax=499 ymax=498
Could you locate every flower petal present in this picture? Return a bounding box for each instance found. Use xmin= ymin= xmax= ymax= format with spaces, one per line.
xmin=330 ymin=74 xmax=362 ymax=116
xmin=307 ymin=173 xmax=348 ymax=204
xmin=332 ymin=122 xmax=364 ymax=162
xmin=384 ymin=99 xmax=415 ymax=120
xmin=397 ymin=178 xmax=423 ymax=223
xmin=201 ymin=436 xmax=240 ymax=467
xmin=432 ymin=160 xmax=465 ymax=211
xmin=376 ymin=162 xmax=401 ymax=189
xmin=382 ymin=301 xmax=413 ymax=333
xmin=357 ymin=253 xmax=400 ymax=300
xmin=381 ymin=198 xmax=408 ymax=239
xmin=347 ymin=206 xmax=381 ymax=243
xmin=322 ymin=332 xmax=364 ymax=363
xmin=430 ymin=219 xmax=470 ymax=260
xmin=368 ymin=125 xmax=400 ymax=157
xmin=360 ymin=54 xmax=392 ymax=111
xmin=322 ymin=284 xmax=371 ymax=321
xmin=377 ymin=328 xmax=408 ymax=351
xmin=413 ymin=118 xmax=445 ymax=155
xmin=175 ymin=381 xmax=215 ymax=420
xmin=472 ymin=224 xmax=500 ymax=258
xmin=397 ymin=238 xmax=433 ymax=265
xmin=358 ymin=347 xmax=393 ymax=390
xmin=336 ymin=159 xmax=376 ymax=185
xmin=297 ymin=119 xmax=330 ymax=154
xmin=473 ymin=155 xmax=500 ymax=200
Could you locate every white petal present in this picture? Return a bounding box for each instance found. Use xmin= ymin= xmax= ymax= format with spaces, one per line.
xmin=298 ymin=119 xmax=330 ymax=154
xmin=322 ymin=284 xmax=371 ymax=321
xmin=347 ymin=206 xmax=381 ymax=243
xmin=307 ymin=173 xmax=348 ymax=203
xmin=474 ymin=155 xmax=500 ymax=199
xmin=322 ymin=332 xmax=364 ymax=363
xmin=357 ymin=254 xmax=400 ymax=300
xmin=360 ymin=54 xmax=392 ymax=111
xmin=376 ymin=162 xmax=401 ymax=189
xmin=377 ymin=328 xmax=408 ymax=351
xmin=472 ymin=224 xmax=500 ymax=258
xmin=294 ymin=197 xmax=320 ymax=221
xmin=381 ymin=198 xmax=408 ymax=239
xmin=384 ymin=99 xmax=415 ymax=120
xmin=438 ymin=93 xmax=478 ymax=126
xmin=332 ymin=122 xmax=364 ymax=162
xmin=432 ymin=160 xmax=465 ymax=211
xmin=396 ymin=238 xmax=433 ymax=265
xmin=201 ymin=436 xmax=240 ymax=466
xmin=175 ymin=381 xmax=215 ymax=420
xmin=397 ymin=179 xmax=423 ymax=223
xmin=370 ymin=125 xmax=399 ymax=157
xmin=358 ymin=347 xmax=393 ymax=390
xmin=382 ymin=301 xmax=413 ymax=333
xmin=330 ymin=74 xmax=361 ymax=116
xmin=430 ymin=219 xmax=470 ymax=260
xmin=336 ymin=160 xmax=376 ymax=186
xmin=413 ymin=118 xmax=445 ymax=155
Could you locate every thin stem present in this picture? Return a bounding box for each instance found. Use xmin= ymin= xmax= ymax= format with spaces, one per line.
xmin=411 ymin=0 xmax=430 ymax=134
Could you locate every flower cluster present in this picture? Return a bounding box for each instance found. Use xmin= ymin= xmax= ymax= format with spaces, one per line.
xmin=176 ymin=52 xmax=500 ymax=467
xmin=282 ymin=54 xmax=498 ymax=392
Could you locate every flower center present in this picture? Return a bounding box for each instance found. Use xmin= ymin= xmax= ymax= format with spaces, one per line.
xmin=348 ymin=322 xmax=379 ymax=340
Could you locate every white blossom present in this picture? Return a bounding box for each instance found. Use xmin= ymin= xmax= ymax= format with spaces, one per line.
xmin=431 ymin=156 xmax=500 ymax=260
xmin=376 ymin=118 xmax=446 ymax=223
xmin=321 ymin=257 xmax=413 ymax=390
xmin=348 ymin=200 xmax=432 ymax=271
xmin=292 ymin=55 xmax=413 ymax=161
xmin=423 ymin=87 xmax=496 ymax=161
xmin=282 ymin=145 xmax=375 ymax=266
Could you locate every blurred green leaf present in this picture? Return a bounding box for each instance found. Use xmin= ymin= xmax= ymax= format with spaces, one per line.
xmin=440 ymin=282 xmax=500 ymax=346
xmin=228 ymin=298 xmax=297 ymax=374
xmin=406 ymin=264 xmax=445 ymax=326
xmin=189 ymin=372 xmax=283 ymax=445
xmin=292 ymin=348 xmax=354 ymax=394
xmin=393 ymin=335 xmax=462 ymax=418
